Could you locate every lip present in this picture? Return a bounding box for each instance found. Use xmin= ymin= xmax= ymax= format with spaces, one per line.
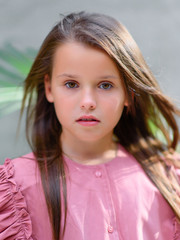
xmin=76 ymin=115 xmax=100 ymax=122
xmin=76 ymin=115 xmax=100 ymax=126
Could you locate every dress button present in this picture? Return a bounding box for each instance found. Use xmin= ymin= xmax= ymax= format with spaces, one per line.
xmin=108 ymin=225 xmax=114 ymax=233
xmin=95 ymin=171 xmax=102 ymax=177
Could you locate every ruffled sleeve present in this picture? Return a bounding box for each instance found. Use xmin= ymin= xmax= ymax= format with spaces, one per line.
xmin=0 ymin=159 xmax=33 ymax=240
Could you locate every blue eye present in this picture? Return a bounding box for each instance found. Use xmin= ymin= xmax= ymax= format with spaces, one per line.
xmin=99 ymin=83 xmax=113 ymax=90
xmin=65 ymin=81 xmax=78 ymax=88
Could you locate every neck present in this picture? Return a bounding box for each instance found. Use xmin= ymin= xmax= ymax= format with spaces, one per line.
xmin=60 ymin=133 xmax=118 ymax=165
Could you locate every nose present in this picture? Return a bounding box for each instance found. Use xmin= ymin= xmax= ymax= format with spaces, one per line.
xmin=80 ymin=88 xmax=96 ymax=110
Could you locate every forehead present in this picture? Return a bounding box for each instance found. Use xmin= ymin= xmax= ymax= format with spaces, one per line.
xmin=52 ymin=42 xmax=121 ymax=78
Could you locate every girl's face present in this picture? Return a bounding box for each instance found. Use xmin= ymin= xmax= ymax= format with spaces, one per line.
xmin=45 ymin=42 xmax=128 ymax=143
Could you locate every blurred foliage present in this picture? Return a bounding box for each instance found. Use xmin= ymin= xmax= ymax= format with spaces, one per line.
xmin=148 ymin=118 xmax=180 ymax=152
xmin=0 ymin=43 xmax=36 ymax=117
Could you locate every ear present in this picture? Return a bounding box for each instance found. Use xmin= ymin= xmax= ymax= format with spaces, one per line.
xmin=124 ymin=94 xmax=129 ymax=107
xmin=44 ymin=74 xmax=54 ymax=103
xmin=124 ymin=98 xmax=128 ymax=107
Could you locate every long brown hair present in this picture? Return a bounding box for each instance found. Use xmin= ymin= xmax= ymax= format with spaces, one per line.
xmin=20 ymin=12 xmax=180 ymax=240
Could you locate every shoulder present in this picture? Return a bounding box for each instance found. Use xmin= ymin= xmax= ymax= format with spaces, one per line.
xmin=12 ymin=152 xmax=40 ymax=186
xmin=11 ymin=152 xmax=37 ymax=171
xmin=2 ymin=152 xmax=40 ymax=190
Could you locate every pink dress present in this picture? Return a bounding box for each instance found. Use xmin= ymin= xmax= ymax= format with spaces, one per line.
xmin=0 ymin=144 xmax=180 ymax=240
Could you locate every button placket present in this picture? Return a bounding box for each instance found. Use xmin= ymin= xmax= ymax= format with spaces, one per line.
xmin=102 ymin=165 xmax=122 ymax=239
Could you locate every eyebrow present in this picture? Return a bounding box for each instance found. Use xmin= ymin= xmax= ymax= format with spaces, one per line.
xmin=98 ymin=75 xmax=119 ymax=80
xmin=56 ymin=73 xmax=119 ymax=80
xmin=56 ymin=73 xmax=80 ymax=79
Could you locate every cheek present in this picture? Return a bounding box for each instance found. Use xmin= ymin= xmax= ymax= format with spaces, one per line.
xmin=53 ymin=96 xmax=75 ymax=123
xmin=104 ymin=95 xmax=125 ymax=113
xmin=103 ymin=95 xmax=125 ymax=125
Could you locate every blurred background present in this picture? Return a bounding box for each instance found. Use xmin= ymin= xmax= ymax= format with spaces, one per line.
xmin=0 ymin=0 xmax=180 ymax=162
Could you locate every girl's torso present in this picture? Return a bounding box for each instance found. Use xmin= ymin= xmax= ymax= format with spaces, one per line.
xmin=0 ymin=144 xmax=179 ymax=240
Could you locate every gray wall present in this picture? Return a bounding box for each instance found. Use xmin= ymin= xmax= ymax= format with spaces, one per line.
xmin=0 ymin=0 xmax=180 ymax=162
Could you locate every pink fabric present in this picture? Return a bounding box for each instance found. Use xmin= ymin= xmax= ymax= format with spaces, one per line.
xmin=0 ymin=144 xmax=180 ymax=240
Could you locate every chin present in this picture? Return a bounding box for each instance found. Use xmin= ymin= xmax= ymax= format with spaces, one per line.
xmin=76 ymin=133 xmax=110 ymax=143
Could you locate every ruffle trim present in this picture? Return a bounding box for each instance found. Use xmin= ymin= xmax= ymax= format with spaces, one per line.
xmin=0 ymin=159 xmax=34 ymax=239
xmin=173 ymin=217 xmax=180 ymax=239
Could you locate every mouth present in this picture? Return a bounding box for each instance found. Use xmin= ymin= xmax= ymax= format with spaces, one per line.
xmin=76 ymin=115 xmax=100 ymax=122
xmin=77 ymin=119 xmax=99 ymax=122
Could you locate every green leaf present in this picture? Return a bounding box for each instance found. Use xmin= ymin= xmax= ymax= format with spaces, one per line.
xmin=0 ymin=43 xmax=36 ymax=76
xmin=0 ymin=43 xmax=37 ymax=117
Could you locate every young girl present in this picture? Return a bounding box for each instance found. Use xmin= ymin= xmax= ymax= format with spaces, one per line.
xmin=0 ymin=11 xmax=180 ymax=240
